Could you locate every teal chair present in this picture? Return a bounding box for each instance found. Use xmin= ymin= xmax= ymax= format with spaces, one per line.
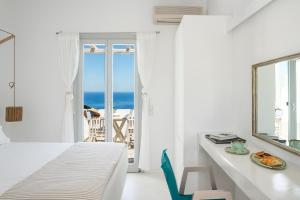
xmin=161 ymin=149 xmax=232 ymax=200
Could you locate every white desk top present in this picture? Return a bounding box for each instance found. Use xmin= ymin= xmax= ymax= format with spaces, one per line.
xmin=200 ymin=134 xmax=300 ymax=200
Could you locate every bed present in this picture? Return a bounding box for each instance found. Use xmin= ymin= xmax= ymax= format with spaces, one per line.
xmin=0 ymin=142 xmax=128 ymax=200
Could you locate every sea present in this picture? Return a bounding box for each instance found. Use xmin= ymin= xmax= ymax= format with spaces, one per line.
xmin=84 ymin=92 xmax=134 ymax=109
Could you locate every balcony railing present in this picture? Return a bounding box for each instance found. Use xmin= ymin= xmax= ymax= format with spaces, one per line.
xmin=83 ymin=109 xmax=135 ymax=163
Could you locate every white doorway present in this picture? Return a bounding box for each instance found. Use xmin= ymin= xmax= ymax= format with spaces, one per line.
xmin=75 ymin=33 xmax=141 ymax=172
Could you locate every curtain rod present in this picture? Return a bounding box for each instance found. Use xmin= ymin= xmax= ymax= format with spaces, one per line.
xmin=56 ymin=31 xmax=160 ymax=35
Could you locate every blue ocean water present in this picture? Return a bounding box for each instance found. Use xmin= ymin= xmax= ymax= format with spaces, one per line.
xmin=84 ymin=92 xmax=134 ymax=109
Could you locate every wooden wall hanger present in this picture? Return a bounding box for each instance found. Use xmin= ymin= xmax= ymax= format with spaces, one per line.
xmin=0 ymin=28 xmax=23 ymax=122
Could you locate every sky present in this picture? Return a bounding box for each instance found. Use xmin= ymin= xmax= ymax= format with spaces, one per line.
xmin=84 ymin=44 xmax=135 ymax=92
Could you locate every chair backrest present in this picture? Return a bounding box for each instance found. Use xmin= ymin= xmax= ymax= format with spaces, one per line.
xmin=161 ymin=149 xmax=180 ymax=200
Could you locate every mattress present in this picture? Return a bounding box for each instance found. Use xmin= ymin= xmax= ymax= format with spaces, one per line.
xmin=0 ymin=142 xmax=127 ymax=200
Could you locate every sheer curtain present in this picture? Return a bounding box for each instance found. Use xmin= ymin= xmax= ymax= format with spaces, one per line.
xmin=58 ymin=33 xmax=80 ymax=143
xmin=137 ymin=32 xmax=157 ymax=171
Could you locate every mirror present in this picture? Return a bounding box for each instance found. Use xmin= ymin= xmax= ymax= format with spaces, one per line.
xmin=252 ymin=53 xmax=300 ymax=155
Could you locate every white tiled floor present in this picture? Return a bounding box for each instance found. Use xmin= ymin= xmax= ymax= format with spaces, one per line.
xmin=121 ymin=172 xmax=171 ymax=200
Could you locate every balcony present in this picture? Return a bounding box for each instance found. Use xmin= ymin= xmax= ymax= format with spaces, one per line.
xmin=83 ymin=108 xmax=135 ymax=164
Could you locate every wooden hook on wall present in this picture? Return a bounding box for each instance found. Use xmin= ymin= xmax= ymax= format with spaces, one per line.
xmin=0 ymin=34 xmax=15 ymax=45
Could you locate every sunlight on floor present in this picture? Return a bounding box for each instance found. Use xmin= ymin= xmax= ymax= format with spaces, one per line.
xmin=122 ymin=172 xmax=171 ymax=200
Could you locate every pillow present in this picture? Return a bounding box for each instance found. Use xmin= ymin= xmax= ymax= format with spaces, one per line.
xmin=0 ymin=125 xmax=10 ymax=144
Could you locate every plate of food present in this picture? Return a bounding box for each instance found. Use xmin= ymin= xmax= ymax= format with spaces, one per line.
xmin=250 ymin=151 xmax=286 ymax=170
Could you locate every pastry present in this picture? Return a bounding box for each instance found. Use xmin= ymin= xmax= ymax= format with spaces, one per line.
xmin=255 ymin=151 xmax=265 ymax=157
xmin=255 ymin=151 xmax=271 ymax=158
xmin=261 ymin=156 xmax=283 ymax=166
xmin=255 ymin=151 xmax=283 ymax=166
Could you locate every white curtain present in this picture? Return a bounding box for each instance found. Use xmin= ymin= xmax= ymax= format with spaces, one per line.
xmin=58 ymin=33 xmax=80 ymax=143
xmin=137 ymin=32 xmax=157 ymax=171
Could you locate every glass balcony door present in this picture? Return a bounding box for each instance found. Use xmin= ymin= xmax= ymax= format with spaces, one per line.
xmin=82 ymin=42 xmax=107 ymax=142
xmin=81 ymin=38 xmax=140 ymax=172
xmin=111 ymin=42 xmax=136 ymax=165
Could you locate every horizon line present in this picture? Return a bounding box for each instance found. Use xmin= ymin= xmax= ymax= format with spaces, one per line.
xmin=84 ymin=91 xmax=134 ymax=93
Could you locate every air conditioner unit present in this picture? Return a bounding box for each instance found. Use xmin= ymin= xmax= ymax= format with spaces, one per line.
xmin=153 ymin=6 xmax=204 ymax=24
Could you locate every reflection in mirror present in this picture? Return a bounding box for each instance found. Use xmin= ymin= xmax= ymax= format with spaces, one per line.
xmin=253 ymin=54 xmax=300 ymax=155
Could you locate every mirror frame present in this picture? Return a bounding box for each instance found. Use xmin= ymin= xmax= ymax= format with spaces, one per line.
xmin=252 ymin=52 xmax=300 ymax=156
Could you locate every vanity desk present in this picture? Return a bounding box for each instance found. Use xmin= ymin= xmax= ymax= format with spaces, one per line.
xmin=199 ymin=134 xmax=300 ymax=200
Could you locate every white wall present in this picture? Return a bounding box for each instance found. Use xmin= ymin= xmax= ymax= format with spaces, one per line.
xmin=207 ymin=0 xmax=249 ymax=15
xmin=182 ymin=16 xmax=233 ymax=170
xmin=174 ymin=15 xmax=233 ymax=193
xmin=208 ymin=0 xmax=274 ymax=31
xmin=0 ymin=0 xmax=204 ymax=171
xmin=174 ymin=21 xmax=185 ymax=184
xmin=231 ymin=0 xmax=300 ymax=165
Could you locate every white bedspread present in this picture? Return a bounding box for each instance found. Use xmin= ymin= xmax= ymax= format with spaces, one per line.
xmin=0 ymin=142 xmax=126 ymax=200
xmin=0 ymin=143 xmax=72 ymax=195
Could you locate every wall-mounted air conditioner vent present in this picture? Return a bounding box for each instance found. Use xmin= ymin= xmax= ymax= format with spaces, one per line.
xmin=153 ymin=6 xmax=204 ymax=24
